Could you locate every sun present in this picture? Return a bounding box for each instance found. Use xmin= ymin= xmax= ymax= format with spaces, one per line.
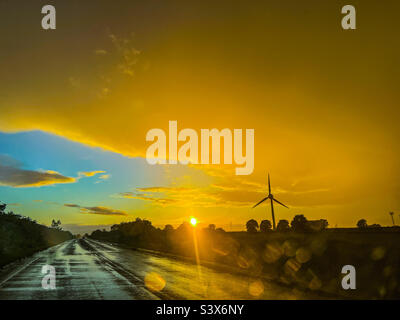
xmin=190 ymin=217 xmax=197 ymax=226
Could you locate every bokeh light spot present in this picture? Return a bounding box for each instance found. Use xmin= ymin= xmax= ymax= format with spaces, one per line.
xmin=263 ymin=242 xmax=283 ymax=263
xmin=284 ymin=258 xmax=302 ymax=277
xmin=371 ymin=246 xmax=386 ymax=261
xmin=282 ymin=240 xmax=297 ymax=257
xmin=308 ymin=276 xmax=322 ymax=290
xmin=144 ymin=272 xmax=166 ymax=292
xmin=248 ymin=280 xmax=264 ymax=297
xmin=296 ymin=247 xmax=312 ymax=264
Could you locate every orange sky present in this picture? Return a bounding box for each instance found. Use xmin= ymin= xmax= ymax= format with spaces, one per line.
xmin=0 ymin=0 xmax=399 ymax=230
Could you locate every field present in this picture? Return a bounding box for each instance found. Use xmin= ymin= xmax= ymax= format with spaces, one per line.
xmin=224 ymin=229 xmax=400 ymax=299
xmin=90 ymin=224 xmax=400 ymax=299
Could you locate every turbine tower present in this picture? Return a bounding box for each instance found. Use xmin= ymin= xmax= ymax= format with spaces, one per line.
xmin=253 ymin=173 xmax=289 ymax=230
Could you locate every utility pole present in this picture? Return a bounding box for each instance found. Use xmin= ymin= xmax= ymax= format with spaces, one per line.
xmin=389 ymin=212 xmax=395 ymax=226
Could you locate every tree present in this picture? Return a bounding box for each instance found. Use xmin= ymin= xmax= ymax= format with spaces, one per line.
xmin=369 ymin=224 xmax=381 ymax=228
xmin=291 ymin=214 xmax=308 ymax=232
xmin=51 ymin=219 xmax=62 ymax=230
xmin=357 ymin=219 xmax=368 ymax=229
xmin=0 ymin=202 xmax=73 ymax=267
xmin=276 ymin=219 xmax=290 ymax=232
xmin=163 ymin=224 xmax=174 ymax=232
xmin=260 ymin=220 xmax=272 ymax=232
xmin=176 ymin=221 xmax=191 ymax=233
xmin=320 ymin=219 xmax=329 ymax=230
xmin=111 ymin=224 xmax=120 ymax=231
xmin=208 ymin=224 xmax=216 ymax=231
xmin=246 ymin=219 xmax=259 ymax=233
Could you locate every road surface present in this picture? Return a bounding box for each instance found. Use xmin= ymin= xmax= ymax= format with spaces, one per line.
xmin=0 ymin=239 xmax=322 ymax=300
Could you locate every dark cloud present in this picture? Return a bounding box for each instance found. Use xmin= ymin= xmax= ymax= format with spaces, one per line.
xmin=82 ymin=206 xmax=127 ymax=216
xmin=64 ymin=203 xmax=80 ymax=208
xmin=64 ymin=203 xmax=127 ymax=216
xmin=0 ymin=155 xmax=76 ymax=187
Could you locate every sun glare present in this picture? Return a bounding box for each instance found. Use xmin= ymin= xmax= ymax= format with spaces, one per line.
xmin=190 ymin=217 xmax=197 ymax=226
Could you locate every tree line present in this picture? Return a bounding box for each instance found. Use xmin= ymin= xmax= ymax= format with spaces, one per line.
xmin=246 ymin=214 xmax=328 ymax=233
xmin=245 ymin=215 xmax=389 ymax=233
xmin=0 ymin=203 xmax=73 ymax=267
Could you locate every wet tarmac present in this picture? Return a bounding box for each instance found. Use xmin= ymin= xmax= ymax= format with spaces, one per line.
xmin=0 ymin=238 xmax=322 ymax=300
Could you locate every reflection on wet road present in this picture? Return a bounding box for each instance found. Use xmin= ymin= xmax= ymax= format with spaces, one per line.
xmin=0 ymin=239 xmax=321 ymax=299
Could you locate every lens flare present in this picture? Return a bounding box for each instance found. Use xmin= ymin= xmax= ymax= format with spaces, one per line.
xmin=144 ymin=272 xmax=166 ymax=292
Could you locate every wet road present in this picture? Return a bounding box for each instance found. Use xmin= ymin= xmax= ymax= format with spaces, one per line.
xmin=0 ymin=239 xmax=321 ymax=300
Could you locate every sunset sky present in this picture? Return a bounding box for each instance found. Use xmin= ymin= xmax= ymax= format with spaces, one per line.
xmin=0 ymin=0 xmax=399 ymax=233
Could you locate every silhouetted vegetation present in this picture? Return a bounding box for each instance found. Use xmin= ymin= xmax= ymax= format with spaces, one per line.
xmin=357 ymin=219 xmax=368 ymax=229
xmin=369 ymin=223 xmax=382 ymax=228
xmin=356 ymin=219 xmax=385 ymax=230
xmin=246 ymin=219 xmax=259 ymax=233
xmin=51 ymin=219 xmax=62 ymax=230
xmin=291 ymin=214 xmax=309 ymax=232
xmin=276 ymin=219 xmax=290 ymax=232
xmin=260 ymin=220 xmax=272 ymax=232
xmin=0 ymin=203 xmax=73 ymax=267
xmin=208 ymin=224 xmax=216 ymax=231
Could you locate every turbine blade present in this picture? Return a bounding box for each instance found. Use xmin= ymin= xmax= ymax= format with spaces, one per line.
xmin=268 ymin=173 xmax=271 ymax=195
xmin=273 ymin=198 xmax=289 ymax=208
xmin=253 ymin=197 xmax=269 ymax=208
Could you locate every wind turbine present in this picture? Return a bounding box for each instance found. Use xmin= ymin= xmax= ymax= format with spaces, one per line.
xmin=252 ymin=174 xmax=289 ymax=230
